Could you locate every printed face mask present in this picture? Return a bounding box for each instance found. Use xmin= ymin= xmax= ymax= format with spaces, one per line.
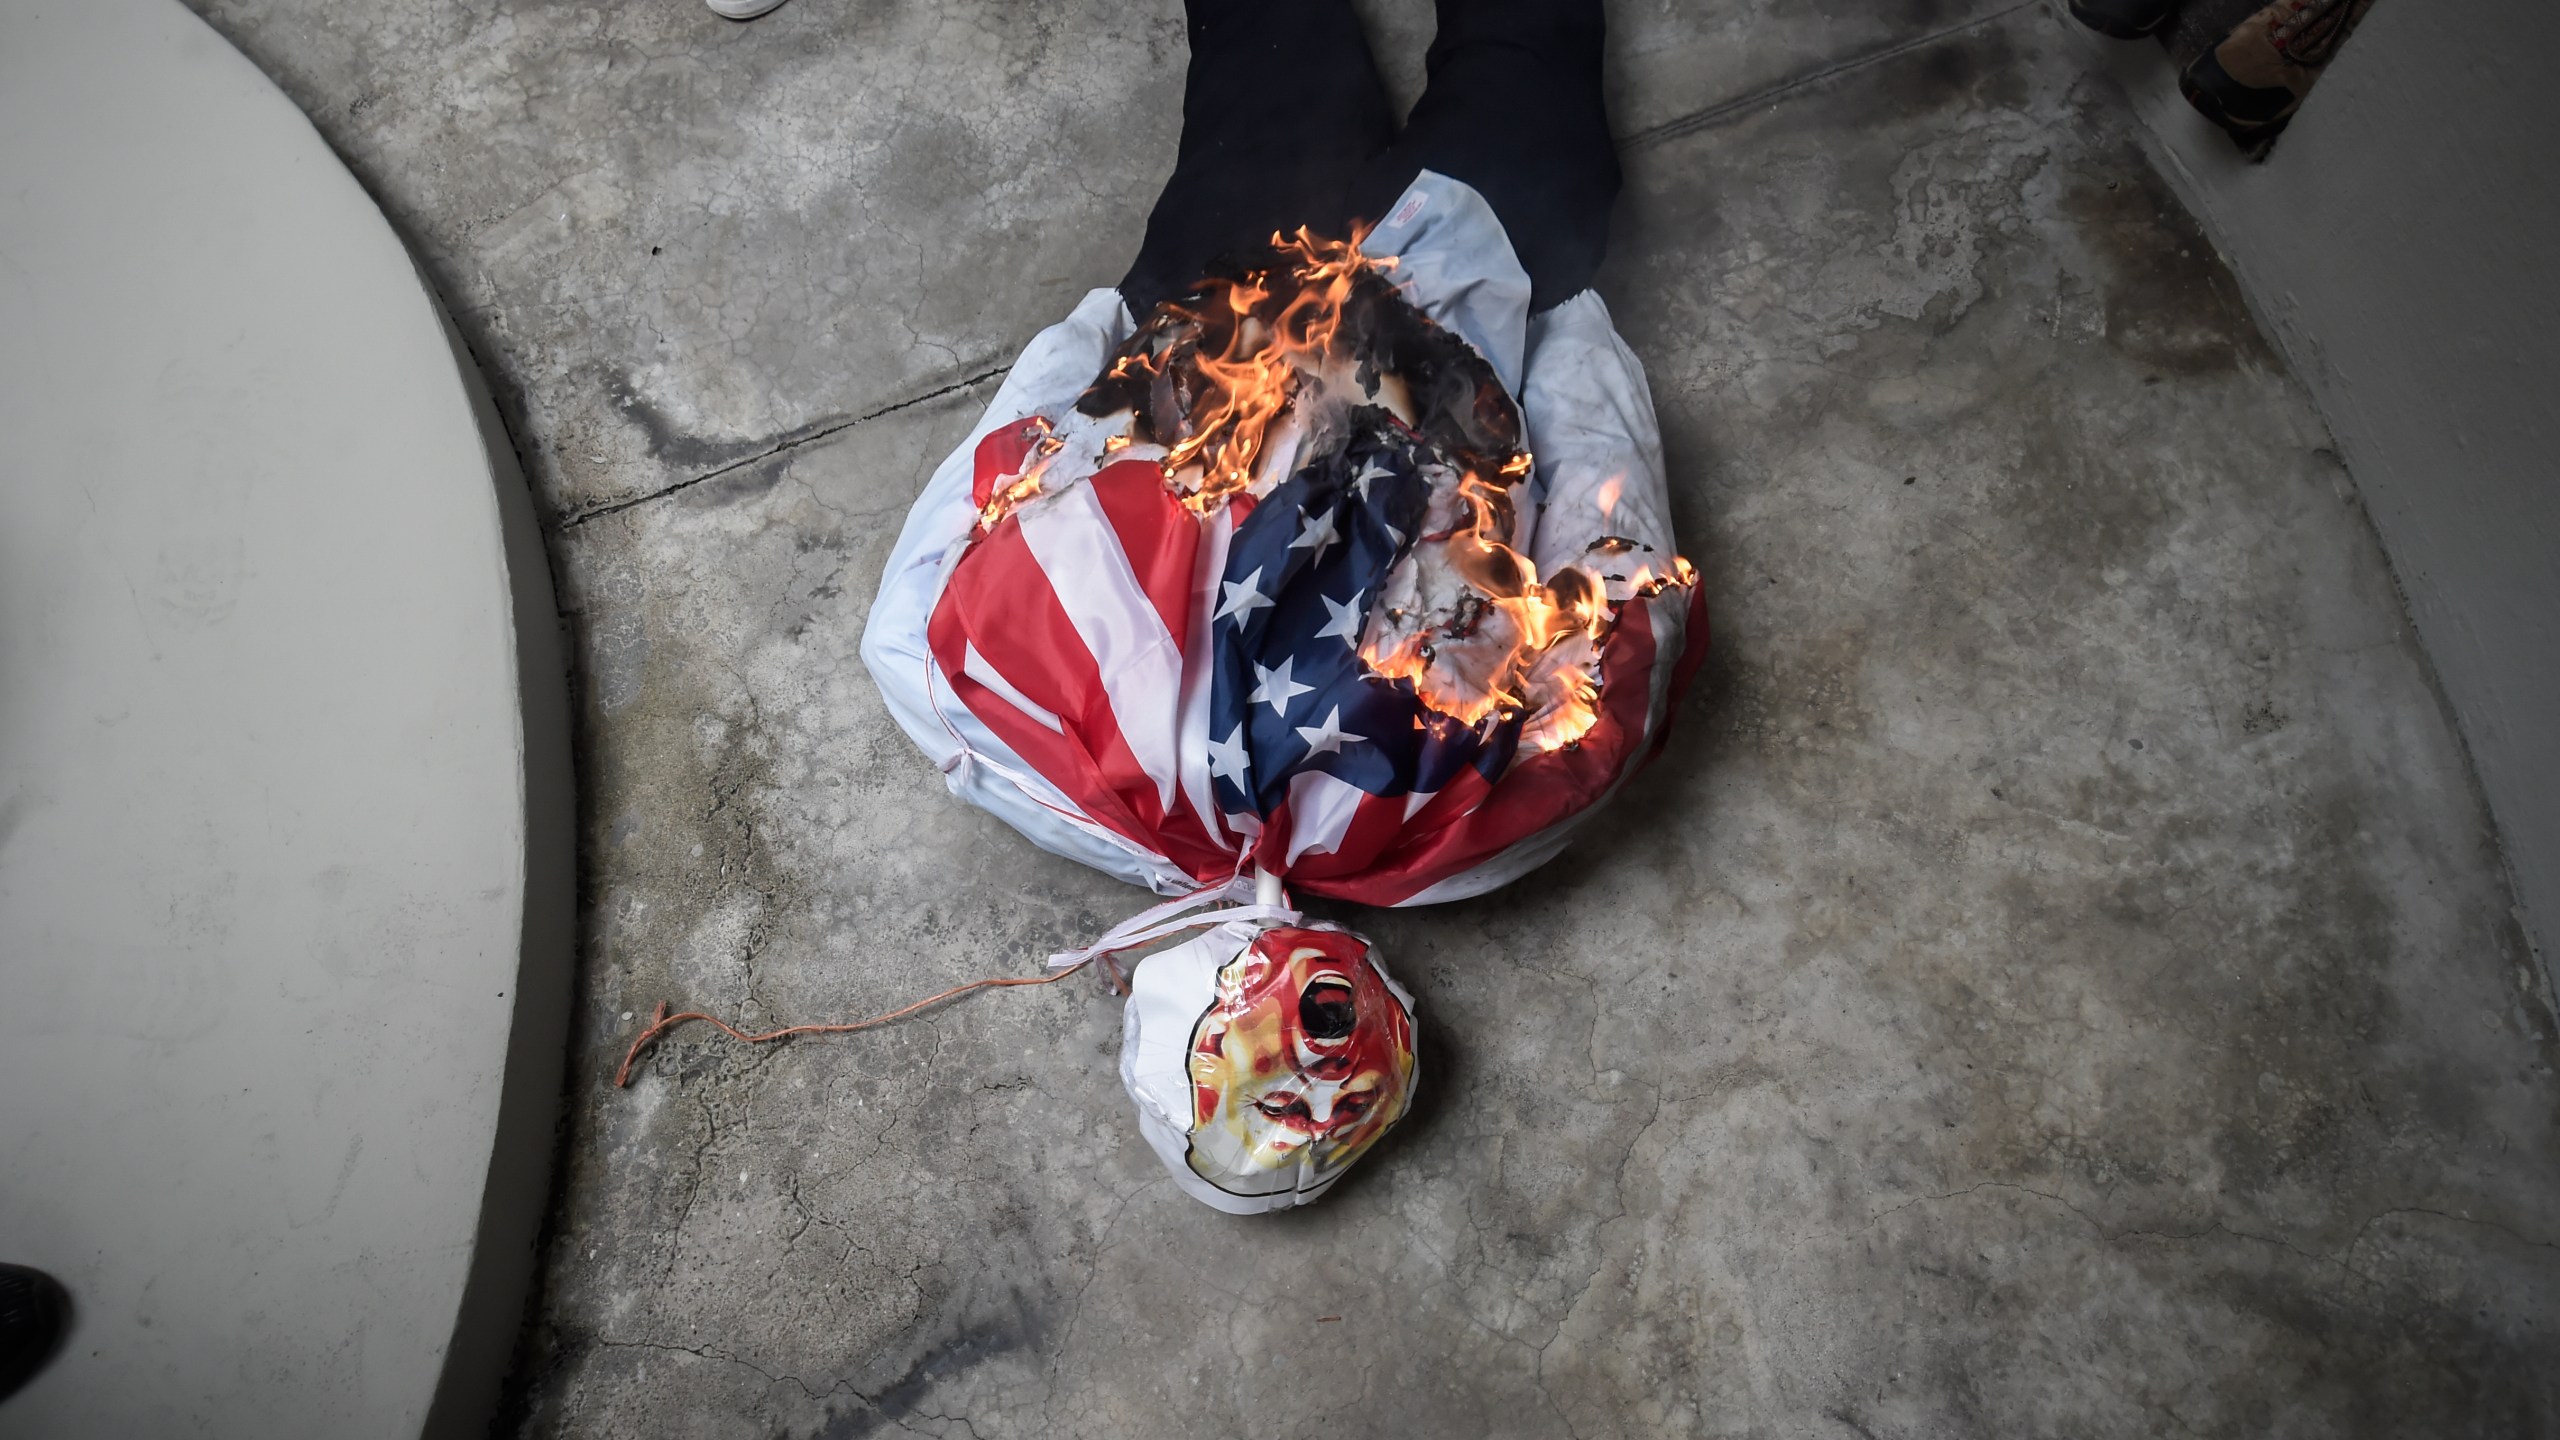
xmin=1183 ymin=927 xmax=1416 ymax=1195
xmin=1119 ymin=922 xmax=1418 ymax=1213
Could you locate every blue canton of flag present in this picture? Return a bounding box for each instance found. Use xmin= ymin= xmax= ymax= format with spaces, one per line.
xmin=1206 ymin=430 xmax=1525 ymax=820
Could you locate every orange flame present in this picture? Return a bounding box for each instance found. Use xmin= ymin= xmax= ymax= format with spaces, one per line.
xmin=977 ymin=416 xmax=1061 ymax=530
xmin=1154 ymin=230 xmax=1648 ymax=754
xmin=1020 ymin=230 xmax=1699 ymax=757
xmin=1359 ymin=520 xmax=1613 ymax=747
xmin=1158 ymin=227 xmax=1379 ymax=512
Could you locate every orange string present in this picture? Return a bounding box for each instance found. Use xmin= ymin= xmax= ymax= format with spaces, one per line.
xmin=614 ymin=956 xmax=1097 ymax=1088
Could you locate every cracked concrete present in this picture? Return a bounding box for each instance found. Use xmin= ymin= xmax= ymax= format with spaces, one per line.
xmin=175 ymin=0 xmax=2560 ymax=1434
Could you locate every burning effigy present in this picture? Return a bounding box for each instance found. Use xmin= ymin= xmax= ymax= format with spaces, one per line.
xmin=619 ymin=153 xmax=1700 ymax=1213
xmin=940 ymin=226 xmax=1694 ymax=886
xmin=844 ymin=174 xmax=1704 ymax=1211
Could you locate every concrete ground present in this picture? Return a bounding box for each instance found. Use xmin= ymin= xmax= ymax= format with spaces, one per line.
xmin=182 ymin=0 xmax=2559 ymax=1435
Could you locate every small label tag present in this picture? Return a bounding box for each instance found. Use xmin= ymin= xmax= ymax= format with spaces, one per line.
xmin=1384 ymin=191 xmax=1428 ymax=230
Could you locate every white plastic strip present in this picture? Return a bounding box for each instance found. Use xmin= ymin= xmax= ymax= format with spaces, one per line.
xmin=1043 ymin=869 xmax=1299 ymax=970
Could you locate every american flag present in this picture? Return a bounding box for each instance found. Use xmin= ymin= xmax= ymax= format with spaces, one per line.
xmin=923 ymin=414 xmax=1706 ymax=908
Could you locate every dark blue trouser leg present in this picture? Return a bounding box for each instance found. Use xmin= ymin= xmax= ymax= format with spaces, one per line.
xmin=1118 ymin=0 xmax=1396 ymax=316
xmin=1120 ymin=0 xmax=1620 ymax=318
xmin=1359 ymin=0 xmax=1621 ymax=312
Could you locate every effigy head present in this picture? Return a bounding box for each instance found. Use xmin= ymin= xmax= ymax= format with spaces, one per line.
xmin=1120 ymin=921 xmax=1417 ymax=1213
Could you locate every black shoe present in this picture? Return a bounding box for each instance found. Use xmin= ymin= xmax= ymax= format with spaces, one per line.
xmin=0 ymin=1265 xmax=69 ymax=1402
xmin=2179 ymin=44 xmax=2302 ymax=144
xmin=2178 ymin=0 xmax=2373 ymax=151
xmin=2069 ymin=0 xmax=2176 ymax=39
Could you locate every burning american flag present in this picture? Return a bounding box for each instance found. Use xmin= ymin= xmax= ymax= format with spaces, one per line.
xmin=885 ymin=200 xmax=1705 ymax=909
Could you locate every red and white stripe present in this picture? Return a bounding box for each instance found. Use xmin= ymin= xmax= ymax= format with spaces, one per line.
xmin=928 ymin=424 xmax=1708 ymax=908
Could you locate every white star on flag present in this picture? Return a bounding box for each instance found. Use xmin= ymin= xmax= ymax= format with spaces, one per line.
xmin=1315 ymin=589 xmax=1365 ymax=646
xmin=1249 ymin=657 xmax=1314 ymax=717
xmin=1215 ymin=567 xmax=1273 ymax=626
xmin=1294 ymin=706 xmax=1367 ymax=757
xmin=1289 ymin=506 xmax=1341 ymax=562
xmin=1205 ymin=722 xmax=1249 ymax=786
xmin=1351 ymin=457 xmax=1396 ymax=500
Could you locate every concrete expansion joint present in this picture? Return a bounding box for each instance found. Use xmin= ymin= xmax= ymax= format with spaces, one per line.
xmin=1619 ymin=0 xmax=2046 ymax=150
xmin=556 ymin=362 xmax=1013 ymax=530
xmin=2348 ymin=1205 xmax=2560 ymax=1253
